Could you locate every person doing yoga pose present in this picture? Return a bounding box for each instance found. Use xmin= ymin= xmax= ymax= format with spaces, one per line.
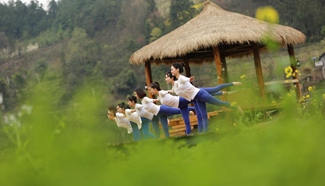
xmin=170 ymin=62 xmax=244 ymax=133
xmin=107 ymin=105 xmax=133 ymax=134
xmin=116 ymin=102 xmax=141 ymax=141
xmin=127 ymin=96 xmax=156 ymax=140
xmin=149 ymin=82 xmax=196 ymax=135
xmin=165 ymin=71 xmax=242 ymax=133
xmin=134 ymin=87 xmax=184 ymax=138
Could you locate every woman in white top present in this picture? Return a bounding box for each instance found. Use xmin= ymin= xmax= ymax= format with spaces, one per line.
xmin=127 ymin=96 xmax=156 ymax=140
xmin=131 ymin=92 xmax=161 ymax=138
xmin=149 ymin=82 xmax=196 ymax=135
xmin=107 ymin=106 xmax=132 ymax=134
xmin=134 ymin=88 xmax=183 ymax=138
xmin=165 ymin=71 xmax=241 ymax=133
xmin=171 ymin=62 xmax=244 ymax=133
xmin=117 ymin=102 xmax=141 ymax=141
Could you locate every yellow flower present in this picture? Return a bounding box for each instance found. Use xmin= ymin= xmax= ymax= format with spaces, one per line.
xmin=285 ymin=66 xmax=293 ymax=74
xmin=284 ymin=66 xmax=293 ymax=78
xmin=308 ymin=86 xmax=313 ymax=91
xmin=305 ymin=94 xmax=310 ymax=99
xmin=294 ymin=70 xmax=301 ymax=76
xmin=272 ymin=100 xmax=277 ymax=105
xmin=231 ymin=102 xmax=237 ymax=106
xmin=240 ymin=75 xmax=246 ymax=79
xmin=256 ymin=6 xmax=279 ymax=24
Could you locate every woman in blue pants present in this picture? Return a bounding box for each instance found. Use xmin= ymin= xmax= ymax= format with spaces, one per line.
xmin=170 ymin=62 xmax=244 ymax=133
xmin=149 ymin=81 xmax=196 ymax=135
xmin=117 ymin=102 xmax=141 ymax=141
xmin=134 ymin=88 xmax=183 ymax=138
xmin=127 ymin=96 xmax=156 ymax=140
xmin=165 ymin=71 xmax=241 ymax=133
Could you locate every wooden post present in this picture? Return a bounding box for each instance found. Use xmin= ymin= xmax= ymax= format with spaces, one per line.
xmin=287 ymin=44 xmax=302 ymax=99
xmin=252 ymin=43 xmax=266 ymax=101
xmin=144 ymin=61 xmax=153 ymax=98
xmin=184 ymin=58 xmax=191 ymax=77
xmin=220 ymin=53 xmax=230 ymax=90
xmin=213 ymin=46 xmax=224 ymax=85
xmin=213 ymin=46 xmax=226 ymax=102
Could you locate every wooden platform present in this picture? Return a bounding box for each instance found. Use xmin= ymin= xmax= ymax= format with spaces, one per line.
xmin=168 ymin=110 xmax=222 ymax=137
xmin=166 ymin=88 xmax=286 ymax=137
xmin=168 ymin=107 xmax=280 ymax=136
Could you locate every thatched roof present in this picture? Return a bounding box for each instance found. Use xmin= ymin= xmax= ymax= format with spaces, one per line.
xmin=129 ymin=1 xmax=306 ymax=65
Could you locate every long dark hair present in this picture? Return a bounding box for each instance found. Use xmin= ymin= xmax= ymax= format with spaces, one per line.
xmin=172 ymin=62 xmax=185 ymax=73
xmin=149 ymin=82 xmax=161 ymax=91
xmin=166 ymin=71 xmax=177 ymax=80
xmin=134 ymin=88 xmax=147 ymax=99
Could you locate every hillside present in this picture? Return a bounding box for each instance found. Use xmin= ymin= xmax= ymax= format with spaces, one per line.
xmin=0 ymin=0 xmax=325 ymax=112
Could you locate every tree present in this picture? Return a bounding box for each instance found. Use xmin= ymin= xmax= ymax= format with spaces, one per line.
xmin=0 ymin=32 xmax=9 ymax=60
xmin=24 ymin=0 xmax=47 ymax=38
xmin=48 ymin=0 xmax=59 ymax=21
xmin=110 ymin=69 xmax=137 ymax=97
xmin=142 ymin=0 xmax=165 ymax=43
xmin=150 ymin=27 xmax=162 ymax=42
xmin=169 ymin=0 xmax=196 ymax=31
xmin=64 ymin=28 xmax=98 ymax=86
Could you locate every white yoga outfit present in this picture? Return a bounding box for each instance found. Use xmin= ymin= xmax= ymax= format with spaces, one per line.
xmin=141 ymin=97 xmax=160 ymax=116
xmin=158 ymin=90 xmax=179 ymax=108
xmin=125 ymin=109 xmax=142 ymax=129
xmin=115 ymin=112 xmax=133 ymax=134
xmin=135 ymin=103 xmax=154 ymax=120
xmin=173 ymin=75 xmax=199 ymax=101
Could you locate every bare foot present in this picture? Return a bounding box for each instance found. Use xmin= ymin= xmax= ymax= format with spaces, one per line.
xmin=233 ymin=82 xmax=242 ymax=85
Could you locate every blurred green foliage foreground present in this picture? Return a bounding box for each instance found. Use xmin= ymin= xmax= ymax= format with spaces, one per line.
xmin=0 ymin=82 xmax=325 ymax=186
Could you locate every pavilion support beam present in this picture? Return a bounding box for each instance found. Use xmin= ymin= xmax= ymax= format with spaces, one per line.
xmin=213 ymin=46 xmax=226 ymax=101
xmin=287 ymin=44 xmax=302 ymax=99
xmin=220 ymin=53 xmax=230 ymax=90
xmin=144 ymin=61 xmax=153 ymax=98
xmin=213 ymin=46 xmax=224 ymax=85
xmin=183 ymin=58 xmax=191 ymax=77
xmin=252 ymin=43 xmax=266 ymax=101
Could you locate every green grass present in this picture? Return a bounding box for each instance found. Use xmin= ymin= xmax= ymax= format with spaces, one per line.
xmin=0 ymin=77 xmax=325 ymax=186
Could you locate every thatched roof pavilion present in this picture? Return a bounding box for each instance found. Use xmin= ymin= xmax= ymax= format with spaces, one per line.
xmin=129 ymin=1 xmax=306 ymax=99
